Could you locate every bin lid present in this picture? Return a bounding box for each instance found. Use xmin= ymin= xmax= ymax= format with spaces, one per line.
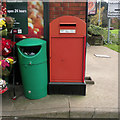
xmin=16 ymin=38 xmax=46 ymax=47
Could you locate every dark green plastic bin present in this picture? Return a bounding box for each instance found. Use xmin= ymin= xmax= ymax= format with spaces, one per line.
xmin=16 ymin=38 xmax=47 ymax=99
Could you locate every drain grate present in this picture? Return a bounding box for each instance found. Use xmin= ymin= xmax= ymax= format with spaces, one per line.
xmin=85 ymin=76 xmax=94 ymax=84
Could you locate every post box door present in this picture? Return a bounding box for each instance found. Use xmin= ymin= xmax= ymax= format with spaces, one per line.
xmin=50 ymin=16 xmax=86 ymax=83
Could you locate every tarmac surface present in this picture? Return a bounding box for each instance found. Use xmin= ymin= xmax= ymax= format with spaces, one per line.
xmin=1 ymin=46 xmax=119 ymax=119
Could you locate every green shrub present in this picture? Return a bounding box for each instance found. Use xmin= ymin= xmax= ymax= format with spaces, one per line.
xmin=88 ymin=24 xmax=118 ymax=44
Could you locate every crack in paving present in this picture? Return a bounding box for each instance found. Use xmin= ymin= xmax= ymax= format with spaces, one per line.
xmin=91 ymin=108 xmax=96 ymax=118
xmin=68 ymin=96 xmax=70 ymax=119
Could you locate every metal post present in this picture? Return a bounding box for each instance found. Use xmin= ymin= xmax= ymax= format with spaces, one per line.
xmin=107 ymin=18 xmax=111 ymax=43
xmin=98 ymin=0 xmax=101 ymax=26
xmin=12 ymin=33 xmax=16 ymax=100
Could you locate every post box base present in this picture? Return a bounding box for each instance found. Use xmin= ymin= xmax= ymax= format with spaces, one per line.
xmin=48 ymin=82 xmax=86 ymax=95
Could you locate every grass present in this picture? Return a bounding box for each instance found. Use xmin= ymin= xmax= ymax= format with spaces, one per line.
xmin=104 ymin=44 xmax=119 ymax=52
xmin=88 ymin=25 xmax=119 ymax=52
xmin=110 ymin=29 xmax=119 ymax=35
xmin=104 ymin=29 xmax=119 ymax=52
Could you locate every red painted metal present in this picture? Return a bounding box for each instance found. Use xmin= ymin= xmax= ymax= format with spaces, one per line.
xmin=82 ymin=36 xmax=86 ymax=83
xmin=50 ymin=16 xmax=86 ymax=83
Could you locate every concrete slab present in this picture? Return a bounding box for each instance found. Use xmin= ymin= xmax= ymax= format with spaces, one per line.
xmin=70 ymin=107 xmax=95 ymax=118
xmin=2 ymin=86 xmax=69 ymax=117
xmin=25 ymin=95 xmax=69 ymax=110
xmin=2 ymin=89 xmax=69 ymax=117
xmin=2 ymin=91 xmax=15 ymax=112
xmin=70 ymin=46 xmax=118 ymax=109
xmin=2 ymin=108 xmax=69 ymax=118
xmin=94 ymin=108 xmax=118 ymax=118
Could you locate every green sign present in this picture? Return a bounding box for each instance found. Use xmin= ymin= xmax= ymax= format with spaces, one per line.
xmin=6 ymin=2 xmax=28 ymax=34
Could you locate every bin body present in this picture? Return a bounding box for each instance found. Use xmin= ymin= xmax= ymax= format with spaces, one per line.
xmin=16 ymin=38 xmax=47 ymax=99
xmin=49 ymin=16 xmax=86 ymax=95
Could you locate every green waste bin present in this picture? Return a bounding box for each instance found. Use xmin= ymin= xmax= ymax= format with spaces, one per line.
xmin=16 ymin=38 xmax=47 ymax=99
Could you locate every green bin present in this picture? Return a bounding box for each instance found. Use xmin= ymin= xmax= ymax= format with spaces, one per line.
xmin=16 ymin=38 xmax=47 ymax=99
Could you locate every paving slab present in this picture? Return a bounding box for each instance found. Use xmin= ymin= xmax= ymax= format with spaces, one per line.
xmin=2 ymin=91 xmax=15 ymax=112
xmin=1 ymin=46 xmax=119 ymax=119
xmin=70 ymin=107 xmax=95 ymax=118
xmin=2 ymin=89 xmax=69 ymax=118
xmin=94 ymin=108 xmax=118 ymax=118
xmin=70 ymin=46 xmax=118 ymax=108
xmin=25 ymin=95 xmax=69 ymax=110
xmin=2 ymin=108 xmax=69 ymax=118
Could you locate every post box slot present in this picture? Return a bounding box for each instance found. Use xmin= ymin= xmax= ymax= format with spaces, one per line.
xmin=19 ymin=45 xmax=41 ymax=56
xmin=60 ymin=23 xmax=76 ymax=27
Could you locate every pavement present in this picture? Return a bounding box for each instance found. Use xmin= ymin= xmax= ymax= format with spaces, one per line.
xmin=1 ymin=46 xmax=119 ymax=119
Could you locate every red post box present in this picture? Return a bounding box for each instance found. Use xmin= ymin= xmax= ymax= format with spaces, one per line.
xmin=49 ymin=16 xmax=86 ymax=95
